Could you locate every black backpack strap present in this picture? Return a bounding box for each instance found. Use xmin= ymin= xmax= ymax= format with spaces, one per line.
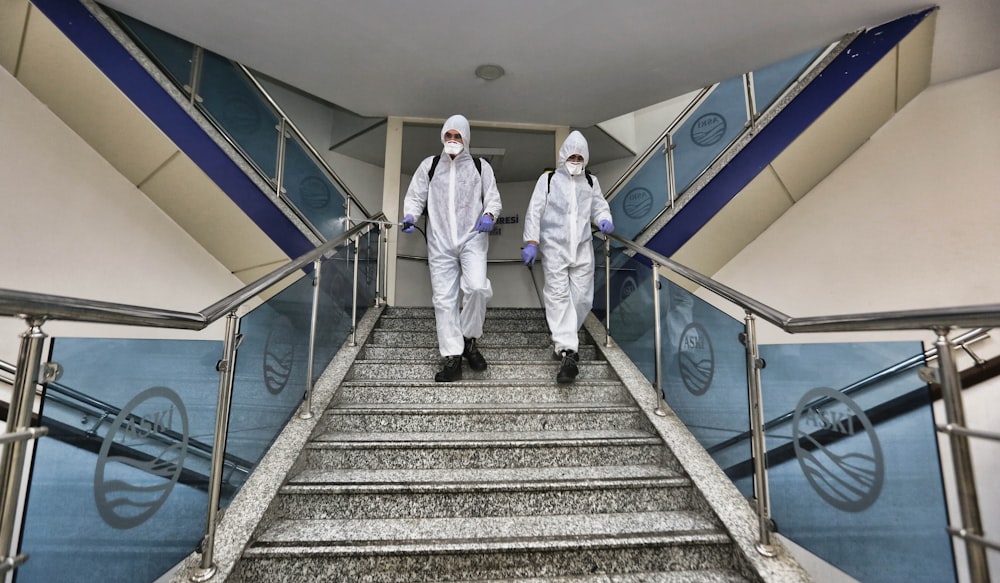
xmin=546 ymin=168 xmax=593 ymax=191
xmin=545 ymin=169 xmax=556 ymax=193
xmin=427 ymin=155 xmax=441 ymax=181
xmin=428 ymin=155 xmax=483 ymax=181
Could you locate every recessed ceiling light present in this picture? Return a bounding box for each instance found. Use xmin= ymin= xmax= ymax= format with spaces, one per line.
xmin=475 ymin=64 xmax=505 ymax=81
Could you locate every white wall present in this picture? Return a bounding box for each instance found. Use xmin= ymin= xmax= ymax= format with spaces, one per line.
xmin=0 ymin=67 xmax=243 ymax=364
xmin=708 ymin=69 xmax=1000 ymax=583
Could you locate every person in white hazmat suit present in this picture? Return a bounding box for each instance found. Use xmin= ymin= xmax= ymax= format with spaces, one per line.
xmin=402 ymin=115 xmax=503 ymax=382
xmin=521 ymin=131 xmax=614 ymax=383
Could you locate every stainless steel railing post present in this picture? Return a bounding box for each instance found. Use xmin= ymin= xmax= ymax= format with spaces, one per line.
xmin=743 ymin=312 xmax=776 ymax=556
xmin=651 ymin=264 xmax=669 ymax=417
xmin=604 ymin=236 xmax=612 ymax=347
xmin=374 ymin=227 xmax=384 ymax=307
xmin=0 ymin=318 xmax=47 ymax=573
xmin=349 ymin=234 xmax=360 ymax=347
xmin=935 ymin=328 xmax=990 ymax=583
xmin=190 ymin=312 xmax=240 ymax=582
xmin=299 ymin=260 xmax=322 ymax=420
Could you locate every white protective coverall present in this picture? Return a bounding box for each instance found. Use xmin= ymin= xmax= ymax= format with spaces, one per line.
xmin=523 ymin=131 xmax=612 ymax=356
xmin=403 ymin=115 xmax=503 ymax=357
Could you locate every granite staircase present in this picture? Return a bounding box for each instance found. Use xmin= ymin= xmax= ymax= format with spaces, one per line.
xmin=230 ymin=307 xmax=764 ymax=582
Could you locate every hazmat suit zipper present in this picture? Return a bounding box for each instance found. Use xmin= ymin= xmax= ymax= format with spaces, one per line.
xmin=448 ymin=159 xmax=458 ymax=246
xmin=568 ymin=175 xmax=578 ymax=254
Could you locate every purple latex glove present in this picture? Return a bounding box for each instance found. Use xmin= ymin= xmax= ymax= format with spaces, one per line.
xmin=474 ymin=214 xmax=494 ymax=233
xmin=598 ymin=219 xmax=614 ymax=234
xmin=401 ymin=214 xmax=415 ymax=233
xmin=521 ymin=244 xmax=537 ymax=266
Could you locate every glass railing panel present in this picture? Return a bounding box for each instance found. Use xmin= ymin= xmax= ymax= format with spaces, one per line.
xmin=744 ymin=341 xmax=957 ymax=583
xmin=197 ymin=50 xmax=282 ymax=181
xmin=227 ymin=251 xmax=369 ymax=474
xmin=752 ymin=47 xmax=825 ymax=114
xmin=113 ymin=12 xmax=193 ymax=93
xmin=282 ymin=133 xmax=347 ymax=240
xmin=604 ymin=249 xmax=750 ymax=485
xmin=673 ymin=76 xmax=749 ymax=194
xmin=607 ymin=145 xmax=668 ymax=241
xmin=17 ymin=338 xmax=224 ymax=583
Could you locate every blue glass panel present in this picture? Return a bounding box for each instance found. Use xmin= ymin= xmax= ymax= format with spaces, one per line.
xmin=198 ymin=51 xmax=281 ymax=180
xmin=19 ymin=339 xmax=223 ymax=582
xmin=608 ymin=145 xmax=668 ymax=240
xmin=606 ymin=250 xmax=749 ymax=482
xmin=114 ymin=12 xmax=194 ymax=92
xmin=756 ymin=342 xmax=956 ymax=583
xmin=673 ymin=77 xmax=749 ymax=194
xmin=228 ymin=253 xmax=369 ymax=474
xmin=753 ymin=48 xmax=824 ymax=113
xmin=283 ymin=135 xmax=347 ymax=239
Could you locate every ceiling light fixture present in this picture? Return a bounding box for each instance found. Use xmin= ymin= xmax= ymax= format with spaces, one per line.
xmin=475 ymin=64 xmax=505 ymax=81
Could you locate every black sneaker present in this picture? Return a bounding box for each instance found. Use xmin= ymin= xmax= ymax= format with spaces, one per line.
xmin=552 ymin=349 xmax=580 ymax=362
xmin=556 ymin=350 xmax=579 ymax=384
xmin=435 ymin=355 xmax=463 ymax=382
xmin=463 ymin=337 xmax=488 ymax=371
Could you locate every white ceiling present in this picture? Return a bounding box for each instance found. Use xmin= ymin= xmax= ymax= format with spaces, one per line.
xmin=99 ymin=0 xmax=1000 ymax=128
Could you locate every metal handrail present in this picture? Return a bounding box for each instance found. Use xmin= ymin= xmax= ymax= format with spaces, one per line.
xmin=601 ymin=231 xmax=995 ymax=580
xmin=0 ymin=218 xmax=380 ymax=328
xmin=0 ymin=213 xmax=388 ymax=580
xmin=603 ymin=233 xmax=1000 ymax=331
xmin=238 ymin=65 xmax=372 ymax=219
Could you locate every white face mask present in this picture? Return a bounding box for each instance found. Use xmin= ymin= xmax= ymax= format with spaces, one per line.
xmin=443 ymin=140 xmax=463 ymax=155
xmin=565 ymin=161 xmax=584 ymax=176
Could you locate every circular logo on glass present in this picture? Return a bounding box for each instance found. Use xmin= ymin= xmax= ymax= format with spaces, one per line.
xmin=792 ymin=387 xmax=884 ymax=512
xmin=94 ymin=386 xmax=188 ymax=529
xmin=622 ymin=187 xmax=653 ymax=220
xmin=690 ymin=113 xmax=726 ymax=147
xmin=264 ymin=316 xmax=297 ymax=395
xmin=299 ymin=176 xmax=331 ymax=209
xmin=678 ymin=323 xmax=714 ymax=395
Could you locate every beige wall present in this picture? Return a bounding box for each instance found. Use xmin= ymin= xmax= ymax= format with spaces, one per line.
xmin=0 ymin=67 xmax=244 ymax=363
xmin=707 ymin=68 xmax=1000 ymax=583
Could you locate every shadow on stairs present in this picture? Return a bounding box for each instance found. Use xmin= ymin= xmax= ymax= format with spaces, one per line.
xmin=214 ymin=306 xmax=812 ymax=583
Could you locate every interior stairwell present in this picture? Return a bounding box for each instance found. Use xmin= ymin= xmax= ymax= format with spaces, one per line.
xmin=216 ymin=306 xmax=810 ymax=582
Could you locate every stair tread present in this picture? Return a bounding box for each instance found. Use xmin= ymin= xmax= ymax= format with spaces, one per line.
xmin=311 ymin=429 xmax=659 ymax=444
xmin=251 ymin=510 xmax=725 ymax=549
xmin=447 ymin=570 xmax=751 ymax=583
xmin=288 ymin=464 xmax=683 ymax=487
xmin=339 ymin=379 xmax=622 ymax=387
xmin=326 ymin=402 xmax=637 ymax=413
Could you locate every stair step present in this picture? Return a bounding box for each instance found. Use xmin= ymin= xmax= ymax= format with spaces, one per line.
xmin=335 ymin=380 xmax=628 ymax=405
xmin=321 ymin=404 xmax=647 ymax=433
xmin=446 ymin=570 xmax=753 ymax=583
xmin=368 ymin=330 xmax=591 ymax=347
xmin=273 ymin=467 xmax=698 ymax=519
xmin=302 ymin=431 xmax=673 ymax=470
xmin=382 ymin=307 xmax=545 ymax=320
xmin=377 ymin=317 xmax=552 ymax=333
xmin=347 ymin=361 xmax=618 ymax=381
xmin=291 ymin=464 xmax=680 ymax=486
xmin=250 ymin=510 xmax=725 ymax=551
xmin=359 ymin=345 xmax=601 ymax=361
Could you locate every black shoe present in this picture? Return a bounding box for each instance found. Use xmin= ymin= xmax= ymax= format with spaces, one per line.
xmin=435 ymin=355 xmax=463 ymax=382
xmin=463 ymin=337 xmax=488 ymax=371
xmin=552 ymin=349 xmax=580 ymax=362
xmin=556 ymin=350 xmax=579 ymax=384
